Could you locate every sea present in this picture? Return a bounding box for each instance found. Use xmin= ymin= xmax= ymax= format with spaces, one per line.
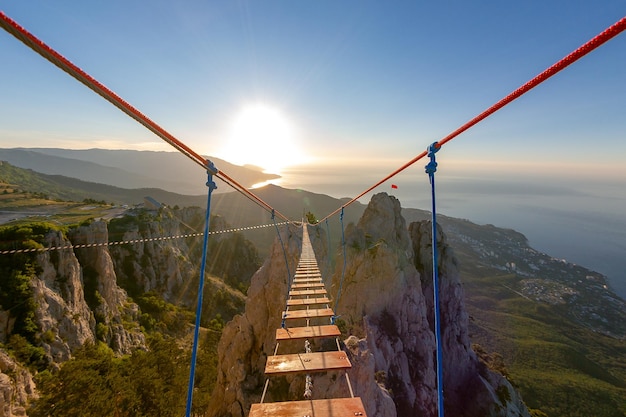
xmin=266 ymin=164 xmax=626 ymax=300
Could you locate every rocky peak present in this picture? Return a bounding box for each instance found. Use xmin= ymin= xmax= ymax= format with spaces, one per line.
xmin=208 ymin=192 xmax=530 ymax=416
xmin=33 ymin=229 xmax=95 ymax=364
xmin=68 ymin=221 xmax=145 ymax=354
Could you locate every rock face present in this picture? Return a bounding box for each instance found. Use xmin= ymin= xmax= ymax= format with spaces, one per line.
xmin=68 ymin=221 xmax=146 ymax=355
xmin=107 ymin=208 xmax=202 ymax=304
xmin=0 ymin=350 xmax=36 ymax=417
xmin=208 ymin=193 xmax=530 ymax=417
xmin=0 ymin=208 xmax=260 ymax=415
xmin=33 ymin=229 xmax=95 ymax=364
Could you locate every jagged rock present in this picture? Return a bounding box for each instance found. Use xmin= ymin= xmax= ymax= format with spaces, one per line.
xmin=409 ymin=218 xmax=529 ymax=416
xmin=108 ymin=212 xmax=196 ymax=303
xmin=208 ymin=192 xmax=531 ymax=417
xmin=0 ymin=349 xmax=37 ymax=417
xmin=69 ymin=221 xmax=145 ymax=354
xmin=328 ymin=193 xmax=436 ymax=416
xmin=32 ymin=229 xmax=95 ymax=364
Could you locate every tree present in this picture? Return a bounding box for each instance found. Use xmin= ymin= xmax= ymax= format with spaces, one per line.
xmin=305 ymin=211 xmax=318 ymax=224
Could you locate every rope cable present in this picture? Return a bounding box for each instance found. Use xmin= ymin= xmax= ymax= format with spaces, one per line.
xmin=324 ymin=219 xmax=332 ymax=281
xmin=185 ymin=162 xmax=218 ymax=417
xmin=331 ymin=208 xmax=348 ymax=324
xmin=272 ymin=210 xmax=293 ymax=328
xmin=0 ymin=222 xmax=286 ymax=256
xmin=0 ymin=11 xmax=291 ymax=223
xmin=426 ymin=143 xmax=445 ymax=417
xmin=318 ymin=16 xmax=626 ymax=223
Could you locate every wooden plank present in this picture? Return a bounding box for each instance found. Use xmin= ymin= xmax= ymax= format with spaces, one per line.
xmin=289 ymin=289 xmax=327 ymax=296
xmin=287 ymin=297 xmax=330 ymax=306
xmin=276 ymin=324 xmax=341 ymax=341
xmin=291 ymin=282 xmax=325 ymax=289
xmin=265 ymin=351 xmax=351 ymax=375
xmin=249 ymin=397 xmax=367 ymax=417
xmin=282 ymin=308 xmax=334 ymax=320
xmin=293 ymin=279 xmax=323 ymax=284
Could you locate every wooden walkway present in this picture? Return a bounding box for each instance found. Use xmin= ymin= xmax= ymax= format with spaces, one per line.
xmin=249 ymin=224 xmax=367 ymax=417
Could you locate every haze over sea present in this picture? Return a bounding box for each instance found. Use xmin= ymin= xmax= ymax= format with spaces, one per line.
xmin=265 ymin=161 xmax=626 ymax=300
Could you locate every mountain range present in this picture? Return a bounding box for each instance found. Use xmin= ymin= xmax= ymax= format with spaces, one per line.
xmin=0 ymin=148 xmax=278 ymax=195
xmin=1 ymin=148 xmax=625 ymax=416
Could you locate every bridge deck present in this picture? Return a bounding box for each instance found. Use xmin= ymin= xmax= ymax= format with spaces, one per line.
xmin=276 ymin=324 xmax=341 ymax=341
xmin=265 ymin=351 xmax=351 ymax=375
xmin=249 ymin=397 xmax=366 ymax=417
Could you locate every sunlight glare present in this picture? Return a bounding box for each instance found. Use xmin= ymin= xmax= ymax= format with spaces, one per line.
xmin=219 ymin=104 xmax=307 ymax=174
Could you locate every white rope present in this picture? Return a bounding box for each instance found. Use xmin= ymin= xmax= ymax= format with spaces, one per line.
xmin=304 ymin=339 xmax=313 ymax=400
xmin=0 ymin=222 xmax=288 ymax=255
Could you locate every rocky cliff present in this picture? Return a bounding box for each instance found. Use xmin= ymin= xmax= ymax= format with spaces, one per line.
xmin=208 ymin=193 xmax=530 ymax=417
xmin=0 ymin=351 xmax=36 ymax=417
xmin=0 ymin=208 xmax=260 ymax=415
xmin=0 ymin=221 xmax=146 ymax=415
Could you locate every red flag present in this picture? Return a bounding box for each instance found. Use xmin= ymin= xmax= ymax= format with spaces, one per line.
xmin=391 ymin=184 xmax=398 ymax=189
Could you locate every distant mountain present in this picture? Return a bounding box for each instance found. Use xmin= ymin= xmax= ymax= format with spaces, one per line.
xmin=0 ymin=148 xmax=279 ymax=194
xmin=0 ymin=160 xmax=202 ymax=205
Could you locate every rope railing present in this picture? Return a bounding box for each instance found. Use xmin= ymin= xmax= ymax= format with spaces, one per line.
xmin=318 ymin=15 xmax=626 ymax=223
xmin=0 ymin=11 xmax=291 ymax=223
xmin=0 ymin=222 xmax=286 ymax=255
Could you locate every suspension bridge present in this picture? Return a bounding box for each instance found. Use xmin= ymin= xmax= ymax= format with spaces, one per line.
xmin=1 ymin=11 xmax=624 ymax=417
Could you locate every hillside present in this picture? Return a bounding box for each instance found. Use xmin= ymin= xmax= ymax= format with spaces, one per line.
xmin=1 ymin=162 xmax=625 ymax=416
xmin=0 ymin=148 xmax=279 ymax=195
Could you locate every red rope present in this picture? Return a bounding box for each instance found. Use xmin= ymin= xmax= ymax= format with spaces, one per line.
xmin=2 ymin=11 xmax=623 ymax=223
xmin=319 ymin=15 xmax=625 ymax=223
xmin=438 ymin=16 xmax=626 ymax=148
xmin=0 ymin=11 xmax=290 ymax=222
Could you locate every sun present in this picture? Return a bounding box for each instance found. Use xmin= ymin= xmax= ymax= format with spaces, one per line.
xmin=218 ymin=103 xmax=306 ymax=174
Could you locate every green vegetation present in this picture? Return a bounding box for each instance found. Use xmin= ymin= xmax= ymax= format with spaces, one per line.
xmin=7 ymin=334 xmax=48 ymax=372
xmin=30 ymin=334 xmax=218 ymax=417
xmin=0 ymin=223 xmax=62 ymax=369
xmin=464 ymin=270 xmax=626 ymax=417
xmin=135 ymin=292 xmax=194 ymax=335
xmin=3 ymin=162 xmax=624 ymax=416
xmin=0 ymin=162 xmax=88 ymax=203
xmin=0 ymin=214 xmax=238 ymax=415
xmin=305 ymin=211 xmax=318 ymax=224
xmin=0 ymin=180 xmax=117 ymax=228
xmin=108 ymin=209 xmax=256 ymax=323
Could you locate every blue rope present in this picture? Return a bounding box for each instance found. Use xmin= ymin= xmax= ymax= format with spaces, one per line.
xmin=425 ymin=142 xmax=444 ymax=417
xmin=185 ymin=161 xmax=218 ymax=417
xmin=324 ymin=219 xmax=332 ymax=281
xmin=272 ymin=210 xmax=293 ymax=328
xmin=331 ymin=208 xmax=348 ymax=325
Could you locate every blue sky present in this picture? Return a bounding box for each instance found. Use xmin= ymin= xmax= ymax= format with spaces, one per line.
xmin=1 ymin=1 xmax=624 ymax=179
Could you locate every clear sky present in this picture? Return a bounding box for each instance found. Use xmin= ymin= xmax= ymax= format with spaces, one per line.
xmin=1 ymin=1 xmax=624 ymax=178
xmin=1 ymin=2 xmax=626 ymax=295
